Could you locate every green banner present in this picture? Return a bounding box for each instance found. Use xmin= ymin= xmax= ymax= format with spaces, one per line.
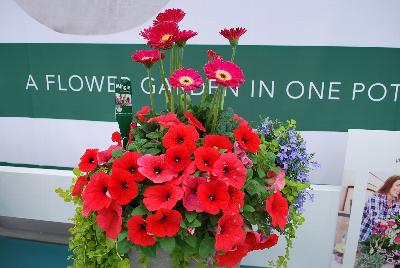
xmin=0 ymin=43 xmax=399 ymax=131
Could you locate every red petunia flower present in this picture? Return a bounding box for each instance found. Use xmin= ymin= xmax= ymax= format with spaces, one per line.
xmin=194 ymin=146 xmax=220 ymax=172
xmin=137 ymin=154 xmax=177 ymax=183
xmin=71 ymin=176 xmax=88 ymax=197
xmin=141 ymin=21 xmax=179 ymax=49
xmin=112 ymin=151 xmax=145 ymax=182
xmin=223 ymin=186 xmax=245 ymax=215
xmin=215 ymin=242 xmax=249 ymax=268
xmin=212 ymin=153 xmax=246 ymax=189
xmin=148 ymin=112 xmax=182 ymax=128
xmin=96 ymin=202 xmax=122 ymax=240
xmin=82 ymin=171 xmax=112 ymax=216
xmin=182 ymin=176 xmax=207 ymax=212
xmin=197 ymin=180 xmax=229 ymax=215
xmin=266 ymin=167 xmax=286 ymax=193
xmin=203 ymin=135 xmax=233 ymax=151
xmin=146 ymin=208 xmax=182 ymax=237
xmin=143 ymin=184 xmax=183 ymax=211
xmin=136 ymin=106 xmax=150 ymax=121
xmin=162 ymin=124 xmax=199 ymax=151
xmin=169 ymin=68 xmax=204 ymax=92
xmin=79 ymin=149 xmax=99 ymax=172
xmin=170 ymin=161 xmax=196 ymax=185
xmin=219 ymin=27 xmax=247 ymax=46
xmin=165 ymin=145 xmax=192 ymax=172
xmin=245 ymin=232 xmax=279 ymax=251
xmin=111 ymin=131 xmax=122 ymax=146
xmin=234 ymin=113 xmax=248 ymax=126
xmin=204 ymin=59 xmax=244 ymax=88
xmin=153 ymin=8 xmax=186 ymax=25
xmin=215 ymin=213 xmax=245 ymax=252
xmin=207 ymin=49 xmax=222 ymax=62
xmin=108 ymin=172 xmax=138 ymax=205
xmin=265 ymin=191 xmax=289 ymax=230
xmin=98 ymin=145 xmax=122 ymax=165
xmin=184 ymin=112 xmax=206 ymax=132
xmin=127 ymin=215 xmax=156 ymax=246
xmin=175 ymin=30 xmax=197 ymax=47
xmin=132 ymin=49 xmax=164 ymax=68
xmin=233 ymin=124 xmax=261 ymax=153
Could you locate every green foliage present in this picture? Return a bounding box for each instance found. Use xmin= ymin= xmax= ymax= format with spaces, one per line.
xmin=216 ymin=107 xmax=239 ymax=134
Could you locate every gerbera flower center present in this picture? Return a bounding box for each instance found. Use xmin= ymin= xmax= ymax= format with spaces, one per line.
xmin=209 ymin=194 xmax=215 ymax=201
xmin=129 ymin=166 xmax=136 ymax=173
xmin=215 ymin=70 xmax=232 ymax=81
xmin=179 ymin=76 xmax=194 ymax=86
xmin=153 ymin=166 xmax=162 ymax=174
xmin=161 ymin=34 xmax=172 ymax=42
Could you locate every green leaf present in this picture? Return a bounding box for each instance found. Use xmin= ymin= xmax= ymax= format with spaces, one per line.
xmin=199 ymin=234 xmax=215 ymax=258
xmin=185 ymin=235 xmax=197 ymax=248
xmin=188 ymin=219 xmax=201 ymax=228
xmin=246 ymin=168 xmax=253 ymax=179
xmin=117 ymin=239 xmax=132 ymax=255
xmin=146 ymin=148 xmax=161 ymax=155
xmin=112 ymin=149 xmax=125 ymax=159
xmin=270 ymin=165 xmax=280 ymax=174
xmin=117 ymin=258 xmax=131 ymax=268
xmin=72 ymin=168 xmax=81 ymax=177
xmin=140 ymin=245 xmax=157 ymax=258
xmin=257 ymin=167 xmax=266 ymax=178
xmin=118 ymin=230 xmax=128 ymax=241
xmin=159 ymin=237 xmax=175 ymax=254
xmin=131 ymin=204 xmax=147 ymax=216
xmin=185 ymin=212 xmax=197 ymax=223
xmin=243 ymin=204 xmax=255 ymax=212
xmin=180 ymin=221 xmax=187 ymax=228
xmin=146 ymin=132 xmax=160 ymax=140
xmin=127 ymin=143 xmax=138 ymax=152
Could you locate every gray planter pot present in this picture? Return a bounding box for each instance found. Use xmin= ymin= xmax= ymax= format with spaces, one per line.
xmin=128 ymin=249 xmax=200 ymax=268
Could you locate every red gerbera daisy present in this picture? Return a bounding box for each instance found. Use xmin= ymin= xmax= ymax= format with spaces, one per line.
xmin=127 ymin=215 xmax=156 ymax=246
xmin=71 ymin=175 xmax=88 ymax=197
xmin=223 ymin=186 xmax=245 ymax=215
xmin=169 ymin=68 xmax=204 ymax=92
xmin=146 ymin=208 xmax=182 ymax=237
xmin=111 ymin=131 xmax=122 ymax=146
xmin=265 ymin=191 xmax=289 ymax=230
xmin=162 ymin=124 xmax=199 ymax=151
xmin=137 ymin=154 xmax=177 ymax=183
xmin=112 ymin=152 xmax=145 ymax=182
xmin=182 ymin=176 xmax=207 ymax=212
xmin=194 ymin=146 xmax=220 ymax=172
xmin=82 ymin=171 xmax=112 ymax=215
xmin=207 ymin=49 xmax=222 ymax=62
xmin=165 ymin=145 xmax=192 ymax=172
xmin=153 ymin=8 xmax=186 ymax=25
xmin=197 ymin=180 xmax=229 ymax=215
xmin=215 ymin=213 xmax=245 ymax=252
xmin=132 ymin=49 xmax=164 ymax=69
xmin=170 ymin=161 xmax=196 ymax=185
xmin=79 ymin=149 xmax=99 ymax=172
xmin=215 ymin=242 xmax=249 ymax=268
xmin=136 ymin=106 xmax=150 ymax=121
xmin=204 ymin=59 xmax=244 ymax=88
xmin=203 ymin=135 xmax=233 ymax=151
xmin=245 ymin=232 xmax=279 ymax=251
xmin=108 ymin=172 xmax=138 ymax=205
xmin=233 ymin=124 xmax=261 ymax=153
xmin=148 ymin=112 xmax=182 ymax=128
xmin=175 ymin=30 xmax=197 ymax=47
xmin=219 ymin=27 xmax=247 ymax=46
xmin=96 ymin=202 xmax=122 ymax=240
xmin=143 ymin=184 xmax=183 ymax=211
xmin=141 ymin=21 xmax=179 ymax=49
xmin=212 ymin=153 xmax=246 ymax=189
xmin=183 ymin=112 xmax=206 ymax=132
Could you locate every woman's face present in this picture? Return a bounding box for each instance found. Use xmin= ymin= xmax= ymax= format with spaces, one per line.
xmin=389 ymin=180 xmax=400 ymax=198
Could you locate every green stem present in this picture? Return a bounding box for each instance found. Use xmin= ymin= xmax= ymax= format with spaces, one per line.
xmin=159 ymin=50 xmax=174 ymax=112
xmin=230 ymin=45 xmax=237 ymax=62
xmin=184 ymin=92 xmax=188 ymax=112
xmin=199 ymin=80 xmax=209 ymax=110
xmin=220 ymin=87 xmax=226 ymax=111
xmin=146 ymin=68 xmax=155 ymax=115
xmin=180 ymin=47 xmax=184 ymax=68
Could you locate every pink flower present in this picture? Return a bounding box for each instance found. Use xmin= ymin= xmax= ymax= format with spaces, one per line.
xmin=132 ymin=49 xmax=164 ymax=68
xmin=182 ymin=176 xmax=207 ymax=212
xmin=97 ymin=145 xmax=122 ymax=165
xmin=212 ymin=153 xmax=247 ymax=189
xmin=207 ymin=50 xmax=222 ymax=62
xmin=394 ymin=234 xmax=400 ymax=244
xmin=153 ymin=8 xmax=186 ymax=25
xmin=204 ymin=59 xmax=244 ymax=88
xmin=233 ymin=141 xmax=253 ymax=168
xmin=219 ymin=27 xmax=247 ymax=46
xmin=175 ymin=30 xmax=197 ymax=47
xmin=169 ymin=68 xmax=204 ymax=92
xmin=137 ymin=154 xmax=177 ymax=183
xmin=265 ymin=167 xmax=286 ymax=192
xmin=140 ymin=21 xmax=179 ymax=49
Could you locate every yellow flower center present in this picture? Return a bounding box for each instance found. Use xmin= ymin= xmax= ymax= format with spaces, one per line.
xmin=161 ymin=34 xmax=172 ymax=43
xmin=179 ymin=76 xmax=194 ymax=86
xmin=215 ymin=70 xmax=232 ymax=81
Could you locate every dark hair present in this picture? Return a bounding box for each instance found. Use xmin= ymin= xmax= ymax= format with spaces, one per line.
xmin=378 ymin=175 xmax=400 ymax=196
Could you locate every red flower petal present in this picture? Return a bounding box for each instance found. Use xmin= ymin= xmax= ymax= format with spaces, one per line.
xmin=146 ymin=208 xmax=182 ymax=237
xmin=108 ymin=172 xmax=138 ymax=205
xmin=143 ymin=184 xmax=183 ymax=211
xmin=215 ymin=213 xmax=245 ymax=252
xmin=127 ymin=215 xmax=156 ymax=246
xmin=233 ymin=124 xmax=260 ymax=153
xmin=265 ymin=191 xmax=289 ymax=230
xmin=112 ymin=151 xmax=145 ymax=182
xmin=169 ymin=69 xmax=203 ymax=92
xmin=136 ymin=106 xmax=151 ymax=121
xmin=212 ymin=153 xmax=247 ymax=189
xmin=197 ymin=181 xmax=229 ymax=215
xmin=184 ymin=112 xmax=206 ymax=132
xmin=162 ymin=124 xmax=199 ymax=151
xmin=71 ymin=175 xmax=88 ymax=197
xmin=79 ymin=149 xmax=99 ymax=172
xmin=82 ymin=171 xmax=112 ymax=214
xmin=148 ymin=113 xmax=182 ymax=128
xmin=165 ymin=145 xmax=192 ymax=172
xmin=194 ymin=146 xmax=220 ymax=172
xmin=204 ymin=59 xmax=244 ymax=88
xmin=203 ymin=135 xmax=233 ymax=151
xmin=96 ymin=202 xmax=122 ymax=240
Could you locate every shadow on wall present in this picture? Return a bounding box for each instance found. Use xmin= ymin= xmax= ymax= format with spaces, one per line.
xmin=14 ymin=0 xmax=170 ymax=35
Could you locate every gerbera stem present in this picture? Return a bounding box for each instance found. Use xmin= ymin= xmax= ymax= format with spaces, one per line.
xmin=180 ymin=47 xmax=184 ymax=68
xmin=184 ymin=92 xmax=188 ymax=112
xmin=230 ymin=45 xmax=237 ymax=62
xmin=199 ymin=80 xmax=209 ymax=110
xmin=159 ymin=50 xmax=174 ymax=112
xmin=220 ymin=87 xmax=227 ymax=111
xmin=146 ymin=67 xmax=155 ymax=115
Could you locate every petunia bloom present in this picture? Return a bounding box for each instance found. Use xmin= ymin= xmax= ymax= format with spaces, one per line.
xmin=265 ymin=167 xmax=286 ymax=192
xmin=215 ymin=213 xmax=245 ymax=252
xmin=153 ymin=8 xmax=185 ymax=25
xmin=127 ymin=215 xmax=156 ymax=246
xmin=146 ymin=208 xmax=182 ymax=237
xmin=98 ymin=145 xmax=122 ymax=165
xmin=143 ymin=184 xmax=183 ymax=211
xmin=137 ymin=154 xmax=177 ymax=183
xmin=170 ymin=161 xmax=196 ymax=185
xmin=132 ymin=49 xmax=164 ymax=69
xmin=136 ymin=106 xmax=150 ymax=121
xmin=182 ymin=176 xmax=207 ymax=212
xmin=265 ymin=191 xmax=289 ymax=230
xmin=203 ymin=134 xmax=233 ymax=151
xmin=219 ymin=27 xmax=247 ymax=46
xmin=212 ymin=153 xmax=247 ymax=189
xmin=194 ymin=146 xmax=220 ymax=172
xmin=169 ymin=68 xmax=204 ymax=92
xmin=140 ymin=21 xmax=179 ymax=49
xmin=162 ymin=124 xmax=199 ymax=151
xmin=148 ymin=112 xmax=182 ymax=128
xmin=112 ymin=151 xmax=145 ymax=182
xmin=233 ymin=141 xmax=253 ymax=168
xmin=245 ymin=232 xmax=279 ymax=251
xmin=197 ymin=180 xmax=229 ymax=215
xmin=111 ymin=131 xmax=122 ymax=146
xmin=204 ymin=59 xmax=244 ymax=88
xmin=183 ymin=112 xmax=206 ymax=132
xmin=233 ymin=124 xmax=260 ymax=153
xmin=96 ymin=202 xmax=122 ymax=240
xmin=223 ymin=186 xmax=245 ymax=215
xmin=108 ymin=172 xmax=138 ymax=205
xmin=215 ymin=242 xmax=249 ymax=268
xmin=71 ymin=176 xmax=88 ymax=197
xmin=82 ymin=171 xmax=112 ymax=216
xmin=165 ymin=145 xmax=192 ymax=172
xmin=79 ymin=149 xmax=99 ymax=172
